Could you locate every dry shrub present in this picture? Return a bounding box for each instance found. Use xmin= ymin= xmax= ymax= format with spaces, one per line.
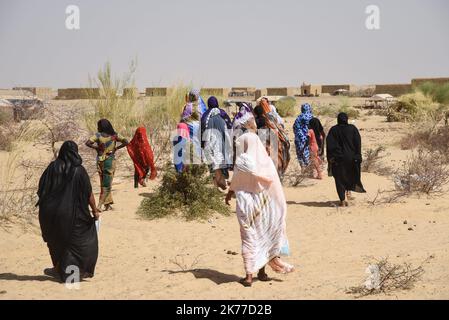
xmin=138 ymin=164 xmax=230 ymax=221
xmin=387 ymin=84 xmax=449 ymax=123
xmin=347 ymin=257 xmax=426 ymax=298
xmin=31 ymin=104 xmax=84 ymax=159
xmin=400 ymin=126 xmax=449 ymax=163
xmin=0 ymin=165 xmax=38 ymax=225
xmin=0 ymin=139 xmax=40 ymax=226
xmin=367 ymin=189 xmax=408 ymax=206
xmin=387 ymin=92 xmax=440 ymax=122
xmin=362 ymin=146 xmax=387 ymax=173
xmin=284 ymin=160 xmax=315 ymax=187
xmin=394 ymin=150 xmax=449 ymax=194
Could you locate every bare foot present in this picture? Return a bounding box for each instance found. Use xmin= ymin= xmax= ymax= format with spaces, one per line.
xmin=268 ymin=258 xmax=287 ymax=273
xmin=338 ymin=201 xmax=346 ymax=207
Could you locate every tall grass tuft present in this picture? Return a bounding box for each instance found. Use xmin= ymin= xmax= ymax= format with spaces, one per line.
xmin=84 ymin=60 xmax=139 ymax=138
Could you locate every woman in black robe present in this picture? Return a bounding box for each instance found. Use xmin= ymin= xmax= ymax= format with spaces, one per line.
xmin=37 ymin=141 xmax=100 ymax=282
xmin=326 ymin=113 xmax=366 ymax=206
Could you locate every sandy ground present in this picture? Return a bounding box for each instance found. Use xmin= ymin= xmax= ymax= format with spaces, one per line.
xmin=1 ymin=109 xmax=449 ymax=300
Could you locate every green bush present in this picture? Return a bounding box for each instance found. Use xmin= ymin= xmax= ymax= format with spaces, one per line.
xmin=388 ymin=83 xmax=449 ymax=123
xmin=138 ymin=164 xmax=230 ymax=220
xmin=274 ymin=96 xmax=296 ymax=117
xmin=417 ymin=82 xmax=449 ymax=105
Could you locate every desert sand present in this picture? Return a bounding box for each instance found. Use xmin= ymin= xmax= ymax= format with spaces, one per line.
xmin=1 ymin=106 xmax=449 ymax=300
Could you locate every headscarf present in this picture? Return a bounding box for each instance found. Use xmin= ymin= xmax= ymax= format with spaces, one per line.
xmin=98 ymin=119 xmax=116 ymax=136
xmin=253 ymin=104 xmax=266 ymax=129
xmin=201 ymin=96 xmax=232 ymax=132
xmin=260 ymin=98 xmax=272 ymax=114
xmin=182 ymin=89 xmax=208 ymax=120
xmin=176 ymin=122 xmax=190 ymax=140
xmin=127 ymin=127 xmax=157 ymax=183
xmin=232 ymin=102 xmax=253 ymax=128
xmin=338 ymin=112 xmax=349 ymax=125
xmin=233 ymin=111 xmax=255 ymax=129
xmin=181 ymin=103 xmax=194 ymax=121
xmin=188 ymin=88 xmax=200 ymax=102
xmin=207 ymin=96 xmax=219 ymax=109
xmin=37 ymin=140 xmax=82 ymax=205
xmin=293 ymin=103 xmax=313 ymax=166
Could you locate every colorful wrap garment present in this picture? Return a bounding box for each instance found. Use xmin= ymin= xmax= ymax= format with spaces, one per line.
xmin=257 ymin=99 xmax=291 ymax=177
xmin=126 ymin=127 xmax=157 ymax=187
xmin=173 ymin=122 xmax=191 ymax=173
xmin=230 ymin=132 xmax=290 ymax=274
xmin=89 ymin=132 xmax=127 ymax=207
xmin=293 ymin=103 xmax=313 ymax=167
xmin=202 ymin=97 xmax=233 ymax=172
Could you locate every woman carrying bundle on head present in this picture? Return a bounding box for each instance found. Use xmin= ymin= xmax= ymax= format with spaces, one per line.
xmin=85 ymin=119 xmax=128 ymax=211
xmin=127 ymin=126 xmax=157 ymax=188
xmin=226 ymin=112 xmax=294 ymax=287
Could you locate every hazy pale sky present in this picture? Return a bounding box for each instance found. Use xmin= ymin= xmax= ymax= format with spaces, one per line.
xmin=0 ymin=0 xmax=448 ymax=89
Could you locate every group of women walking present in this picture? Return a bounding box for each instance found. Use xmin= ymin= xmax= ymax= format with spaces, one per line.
xmin=37 ymin=88 xmax=365 ymax=285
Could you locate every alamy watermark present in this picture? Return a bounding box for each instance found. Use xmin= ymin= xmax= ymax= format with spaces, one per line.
xmin=365 ymin=5 xmax=380 ymax=30
xmin=65 ymin=5 xmax=80 ymax=30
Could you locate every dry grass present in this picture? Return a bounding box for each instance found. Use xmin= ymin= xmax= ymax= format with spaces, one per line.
xmin=400 ymin=125 xmax=449 ymax=163
xmin=0 ymin=132 xmax=41 ymax=226
xmin=388 ymin=83 xmax=449 ymax=123
xmin=84 ymin=61 xmax=188 ymax=168
xmin=314 ymin=97 xmax=360 ymax=119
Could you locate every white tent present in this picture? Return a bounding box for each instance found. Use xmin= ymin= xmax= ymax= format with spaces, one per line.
xmin=369 ymin=94 xmax=395 ymax=101
xmin=364 ymin=94 xmax=396 ymax=109
xmin=0 ymin=99 xmax=14 ymax=108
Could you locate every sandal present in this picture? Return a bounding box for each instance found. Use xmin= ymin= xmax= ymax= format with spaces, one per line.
xmin=239 ymin=278 xmax=252 ymax=287
xmin=257 ymin=272 xmax=272 ymax=282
